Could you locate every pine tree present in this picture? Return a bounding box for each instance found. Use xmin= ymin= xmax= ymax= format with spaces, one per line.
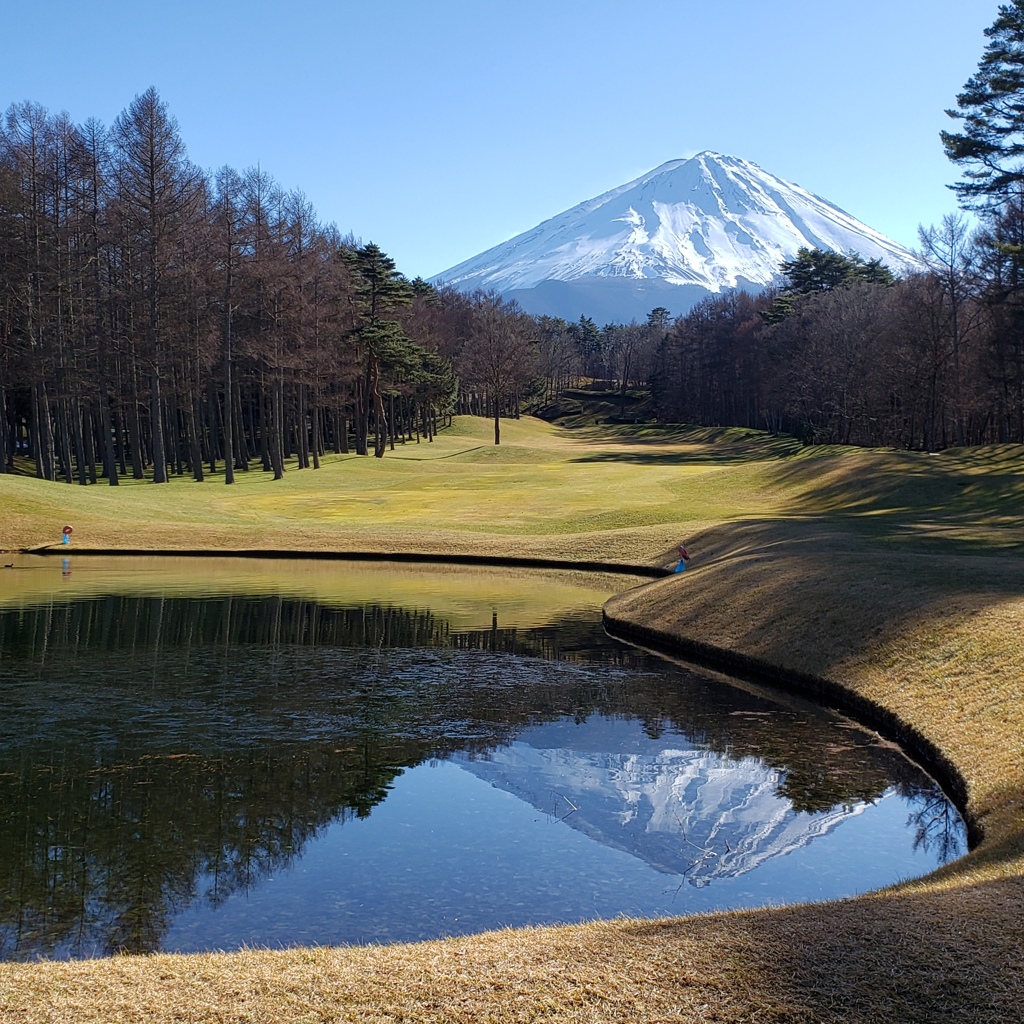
xmin=342 ymin=243 xmax=414 ymax=456
xmin=647 ymin=307 xmax=671 ymax=330
xmin=942 ymin=1 xmax=1024 ymax=207
xmin=761 ymin=248 xmax=894 ymax=324
xmin=779 ymin=248 xmax=878 ymax=293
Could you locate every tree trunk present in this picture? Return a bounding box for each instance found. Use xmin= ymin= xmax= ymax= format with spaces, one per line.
xmin=128 ymin=354 xmax=145 ymax=478
xmin=188 ymin=389 xmax=204 ymax=482
xmin=100 ymin=391 xmax=118 ymax=485
xmin=0 ymin=386 xmax=9 ymax=472
xmin=233 ymin=383 xmax=249 ymax=470
xmin=151 ymin=372 xmax=167 ymax=482
xmin=298 ymin=383 xmax=310 ymax=468
xmin=271 ymin=375 xmax=285 ymax=479
xmin=367 ymin=352 xmax=387 ymax=458
xmin=33 ymin=380 xmax=56 ymax=481
xmin=72 ymin=398 xmax=87 ymax=486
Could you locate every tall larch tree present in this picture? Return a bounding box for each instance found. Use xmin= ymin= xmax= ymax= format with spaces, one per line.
xmin=110 ymin=87 xmax=203 ymax=483
xmin=461 ymin=292 xmax=537 ymax=445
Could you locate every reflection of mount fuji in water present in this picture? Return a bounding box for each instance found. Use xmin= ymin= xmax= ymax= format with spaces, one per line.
xmin=456 ymin=716 xmax=868 ymax=886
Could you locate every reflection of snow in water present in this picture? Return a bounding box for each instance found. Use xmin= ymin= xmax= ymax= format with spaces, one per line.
xmin=456 ymin=717 xmax=869 ymax=886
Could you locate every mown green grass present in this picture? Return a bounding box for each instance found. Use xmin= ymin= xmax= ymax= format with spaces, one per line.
xmin=2 ymin=417 xmax=794 ymax=556
xmin=0 ymin=415 xmax=909 ymax=557
xmin=13 ymin=415 xmax=1012 ymax=554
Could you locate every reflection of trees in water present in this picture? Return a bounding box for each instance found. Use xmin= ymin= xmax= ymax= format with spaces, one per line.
xmin=0 ymin=743 xmax=414 ymax=959
xmin=906 ymin=787 xmax=966 ymax=863
xmin=0 ymin=594 xmax=635 ymax=665
xmin=0 ymin=596 xmax=957 ymax=959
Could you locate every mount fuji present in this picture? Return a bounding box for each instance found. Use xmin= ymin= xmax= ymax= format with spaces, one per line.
xmin=454 ymin=717 xmax=870 ymax=886
xmin=431 ymin=152 xmax=920 ymax=323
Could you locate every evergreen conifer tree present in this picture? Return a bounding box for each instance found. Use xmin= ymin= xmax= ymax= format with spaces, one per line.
xmin=942 ymin=1 xmax=1024 ymax=207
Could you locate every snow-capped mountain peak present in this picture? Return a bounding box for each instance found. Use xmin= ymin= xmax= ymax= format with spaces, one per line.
xmin=431 ymin=152 xmax=919 ymax=322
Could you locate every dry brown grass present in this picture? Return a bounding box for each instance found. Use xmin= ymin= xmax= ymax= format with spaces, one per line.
xmin=1 ymin=418 xmax=1023 ymax=1022
xmin=1 ymin=884 xmax=1021 ymax=1023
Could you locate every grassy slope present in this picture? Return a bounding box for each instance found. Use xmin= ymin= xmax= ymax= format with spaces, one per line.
xmin=1 ymin=416 xmax=1023 ymax=1023
xmin=0 ymin=418 xmax=785 ymax=561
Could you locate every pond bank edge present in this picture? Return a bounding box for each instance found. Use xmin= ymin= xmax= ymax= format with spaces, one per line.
xmin=19 ymin=546 xmax=671 ymax=579
xmin=601 ymin=605 xmax=982 ymax=851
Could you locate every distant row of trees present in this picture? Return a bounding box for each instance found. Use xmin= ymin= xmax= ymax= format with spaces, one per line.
xmin=537 ymin=0 xmax=1024 ymax=450
xmin=649 ymin=230 xmax=1020 ymax=449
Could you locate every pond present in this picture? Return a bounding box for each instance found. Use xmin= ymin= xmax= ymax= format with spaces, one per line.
xmin=0 ymin=556 xmax=966 ymax=960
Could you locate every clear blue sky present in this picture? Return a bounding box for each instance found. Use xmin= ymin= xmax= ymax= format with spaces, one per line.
xmin=0 ymin=0 xmax=998 ymax=280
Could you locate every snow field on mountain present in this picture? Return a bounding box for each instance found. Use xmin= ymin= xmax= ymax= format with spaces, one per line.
xmin=432 ymin=151 xmax=920 ymax=316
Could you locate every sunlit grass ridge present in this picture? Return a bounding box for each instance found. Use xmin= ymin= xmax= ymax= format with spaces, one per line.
xmin=1 ymin=415 xmax=1022 ymax=1023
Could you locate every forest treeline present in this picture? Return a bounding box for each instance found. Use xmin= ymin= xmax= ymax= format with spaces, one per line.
xmin=0 ymin=89 xmax=547 ymax=484
xmin=649 ymin=223 xmax=1024 ymax=450
xmin=5 ymin=32 xmax=1024 ymax=485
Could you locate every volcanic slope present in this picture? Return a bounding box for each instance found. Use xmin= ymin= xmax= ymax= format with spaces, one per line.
xmin=431 ymin=151 xmax=919 ymax=323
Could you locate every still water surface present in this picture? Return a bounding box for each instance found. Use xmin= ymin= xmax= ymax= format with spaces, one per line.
xmin=0 ymin=557 xmax=966 ymax=959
